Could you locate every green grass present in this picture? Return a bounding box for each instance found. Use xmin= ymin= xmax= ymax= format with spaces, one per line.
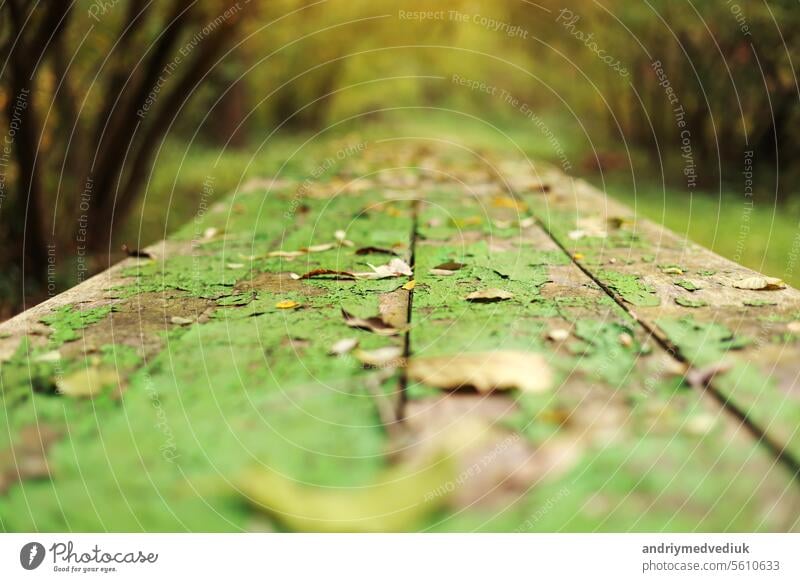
xmin=600 ymin=177 xmax=800 ymax=287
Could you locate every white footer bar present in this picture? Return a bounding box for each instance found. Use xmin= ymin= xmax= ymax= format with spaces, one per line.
xmin=1 ymin=534 xmax=797 ymax=581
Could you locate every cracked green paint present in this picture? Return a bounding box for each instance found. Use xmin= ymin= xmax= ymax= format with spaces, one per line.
xmin=599 ymin=270 xmax=660 ymax=307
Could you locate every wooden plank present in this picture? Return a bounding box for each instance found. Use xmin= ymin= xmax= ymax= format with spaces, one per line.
xmin=0 ymin=175 xmax=423 ymax=531
xmin=524 ymin=169 xmax=800 ymax=466
xmin=1 ymin=142 xmax=798 ymax=532
xmin=404 ymin=153 xmax=798 ymax=531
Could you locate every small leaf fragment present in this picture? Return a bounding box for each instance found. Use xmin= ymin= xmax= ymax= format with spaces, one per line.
xmin=170 ymin=316 xmax=194 ymax=325
xmin=329 ymin=338 xmax=359 ymax=356
xmin=275 ymin=300 xmax=300 ymax=310
xmin=402 ymin=280 xmax=416 ymax=291
xmin=547 ymin=328 xmax=570 ymax=342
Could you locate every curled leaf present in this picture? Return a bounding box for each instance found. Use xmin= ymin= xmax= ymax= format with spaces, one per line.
xmin=276 ymin=300 xmax=300 ymax=309
xmin=292 ymin=269 xmax=356 ymax=281
xmin=732 ymin=276 xmax=786 ymax=290
xmin=355 ymin=246 xmax=398 ymax=256
xmin=342 ymin=309 xmax=400 ymax=336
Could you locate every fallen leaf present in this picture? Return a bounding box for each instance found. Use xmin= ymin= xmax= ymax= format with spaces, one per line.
xmin=355 ymin=246 xmax=398 ymax=256
xmin=408 ymin=351 xmax=552 ymax=394
xmin=292 ymin=269 xmax=356 ymax=281
xmin=353 ymin=258 xmax=413 ymax=280
xmin=402 ymin=280 xmax=416 ymax=291
xmin=226 ymin=262 xmax=245 ymax=269
xmin=57 ymin=367 xmax=120 ymax=398
xmin=429 ymin=261 xmax=464 ymax=276
xmin=787 ymin=321 xmax=800 ymax=334
xmin=732 ymin=276 xmax=786 ymax=290
xmin=329 ymin=338 xmax=359 ymax=356
xmin=465 ymin=288 xmax=514 ymax=303
xmin=238 ymin=457 xmax=454 ymax=533
xmin=354 ymin=346 xmax=404 ymax=367
xmin=547 ymin=328 xmax=570 ymax=342
xmin=491 ymin=195 xmax=527 ymax=211
xmin=342 ymin=309 xmax=400 ymax=336
xmin=170 ymin=316 xmax=194 ymax=325
xmin=302 ymin=243 xmax=335 ymax=253
xmin=276 ymin=300 xmax=300 ymax=309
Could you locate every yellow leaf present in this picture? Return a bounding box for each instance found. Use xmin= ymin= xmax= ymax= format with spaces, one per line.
xmin=239 ymin=457 xmax=454 ymax=532
xmin=491 ymin=195 xmax=527 ymax=211
xmin=402 ymin=280 xmax=416 ymax=291
xmin=275 ymin=300 xmax=300 ymax=309
xmin=57 ymin=367 xmax=120 ymax=398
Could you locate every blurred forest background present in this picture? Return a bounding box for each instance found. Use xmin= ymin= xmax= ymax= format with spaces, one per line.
xmin=1 ymin=0 xmax=799 ymax=318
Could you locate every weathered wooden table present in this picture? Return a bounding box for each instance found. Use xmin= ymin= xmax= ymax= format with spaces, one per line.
xmin=1 ymin=141 xmax=798 ymax=531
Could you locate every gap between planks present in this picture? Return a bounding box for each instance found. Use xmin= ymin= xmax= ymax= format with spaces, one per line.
xmin=528 ymin=205 xmax=800 ymax=482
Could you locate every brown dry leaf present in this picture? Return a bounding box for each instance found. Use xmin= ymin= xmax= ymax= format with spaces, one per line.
xmin=354 ymin=346 xmax=404 ymax=367
xmin=342 ymin=309 xmax=400 ymax=336
xmin=429 ymin=261 xmax=465 ymax=276
xmin=465 ymin=288 xmax=514 ymax=303
xmin=329 ymin=338 xmax=359 ymax=356
xmin=170 ymin=316 xmax=194 ymax=326
xmin=275 ymin=300 xmax=300 ymax=309
xmin=355 ymin=246 xmax=398 ymax=256
xmin=408 ymin=351 xmax=552 ymax=394
xmin=56 ymin=367 xmax=120 ymax=398
xmin=291 ymin=269 xmax=356 ymax=281
xmin=732 ymin=276 xmax=786 ymax=290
